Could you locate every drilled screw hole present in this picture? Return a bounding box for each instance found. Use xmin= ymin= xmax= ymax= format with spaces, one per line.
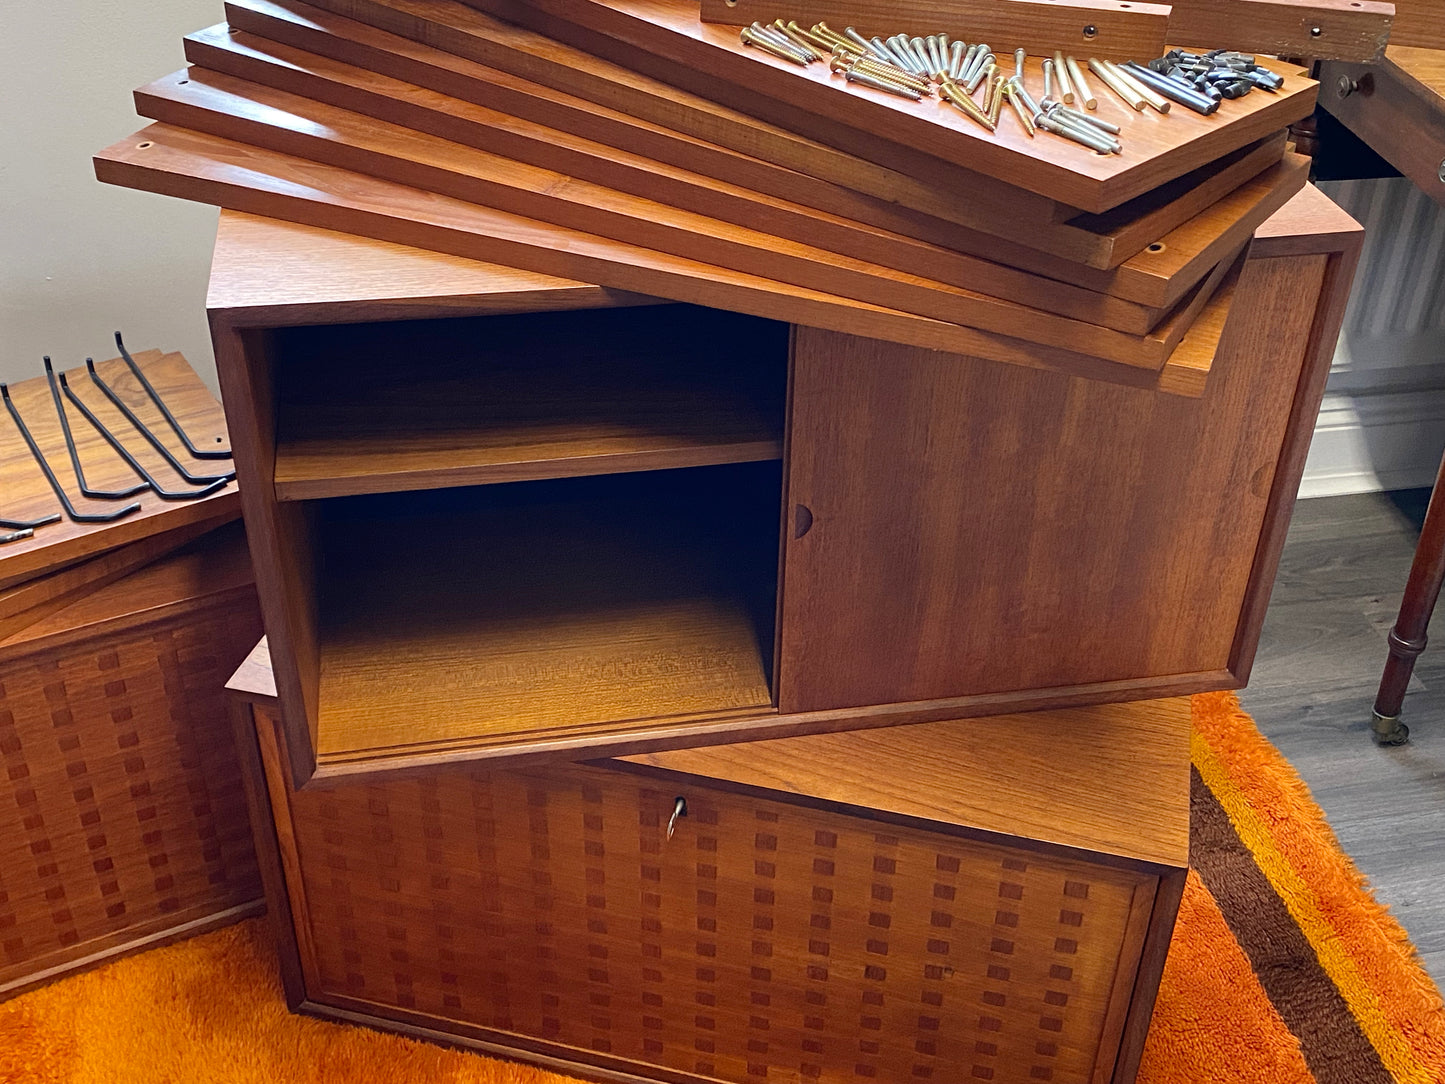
xmin=137 ymin=141 xmax=153 ymax=149
xmin=1147 ymin=242 xmax=1166 ymax=254
xmin=1082 ymin=24 xmax=1097 ymax=38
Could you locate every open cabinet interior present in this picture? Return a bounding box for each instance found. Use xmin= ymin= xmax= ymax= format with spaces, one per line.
xmin=270 ymin=305 xmax=789 ymax=499
xmin=260 ymin=303 xmax=790 ymax=769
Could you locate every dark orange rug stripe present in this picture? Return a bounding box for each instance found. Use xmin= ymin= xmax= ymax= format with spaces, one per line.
xmin=1135 ymin=869 xmax=1314 ymax=1084
xmin=1189 ymin=763 xmax=1392 ymax=1083
xmin=1193 ymin=692 xmax=1445 ymax=1074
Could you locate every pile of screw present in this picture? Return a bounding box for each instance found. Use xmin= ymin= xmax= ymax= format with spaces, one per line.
xmin=1143 ymin=49 xmax=1285 ymax=109
xmin=738 ymin=21 xmax=1127 ymax=154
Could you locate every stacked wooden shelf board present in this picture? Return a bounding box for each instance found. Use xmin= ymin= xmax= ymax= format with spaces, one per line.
xmin=0 ymin=352 xmax=264 ymax=997
xmin=93 ymin=0 xmax=1374 ymax=396
xmin=89 ymin=0 xmax=1373 ymax=1078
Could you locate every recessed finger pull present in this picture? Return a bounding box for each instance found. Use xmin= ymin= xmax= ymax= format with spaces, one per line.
xmin=794 ymin=503 xmax=814 ymax=539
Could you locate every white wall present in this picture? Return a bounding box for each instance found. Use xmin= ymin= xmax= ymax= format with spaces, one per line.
xmin=1 ymin=1 xmax=222 ymax=392
xmin=1301 ymin=178 xmax=1445 ymax=498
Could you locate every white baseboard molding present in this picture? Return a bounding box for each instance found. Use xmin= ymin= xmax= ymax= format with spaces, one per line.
xmin=1300 ymin=388 xmax=1445 ymax=499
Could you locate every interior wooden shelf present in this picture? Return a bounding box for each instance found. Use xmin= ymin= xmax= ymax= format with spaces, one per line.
xmin=312 ymin=463 xmax=781 ymax=763
xmin=272 ymin=305 xmax=787 ymax=500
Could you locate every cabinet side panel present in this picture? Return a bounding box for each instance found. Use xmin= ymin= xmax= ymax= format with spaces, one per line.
xmin=779 ymin=253 xmax=1328 ymax=714
xmin=0 ymin=597 xmax=263 ymax=995
xmin=210 ymin=318 xmax=321 ymax=784
xmin=279 ymin=758 xmax=1153 ymax=1083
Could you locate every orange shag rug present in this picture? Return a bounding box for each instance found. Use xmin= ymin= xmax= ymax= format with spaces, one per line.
xmin=1 ymin=693 xmax=1442 ymax=1084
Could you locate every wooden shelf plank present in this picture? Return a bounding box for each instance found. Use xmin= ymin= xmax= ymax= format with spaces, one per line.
xmin=96 ymin=125 xmax=1205 ymax=395
xmin=272 ymin=306 xmax=787 ymax=499
xmin=462 ymin=0 xmax=1317 ymax=212
xmin=313 ymin=466 xmax=780 ymax=762
xmin=135 ymin=68 xmax=1184 ymax=367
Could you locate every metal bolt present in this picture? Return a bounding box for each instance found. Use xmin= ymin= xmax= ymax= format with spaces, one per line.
xmin=1083 ymin=24 xmax=1097 ymax=38
xmin=1310 ymin=25 xmax=1323 ymax=37
xmin=1336 ymin=74 xmax=1358 ymax=99
xmin=1438 ymin=159 xmax=1445 ymax=184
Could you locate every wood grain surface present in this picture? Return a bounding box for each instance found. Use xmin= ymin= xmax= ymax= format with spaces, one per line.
xmin=1387 ymin=0 xmax=1445 ymax=49
xmin=206 ymin=211 xmax=659 ymax=326
xmin=99 ymin=125 xmax=1206 ymax=394
xmin=251 ymin=697 xmax=1175 ymax=1084
xmin=696 ymin=0 xmax=1169 ymax=57
xmin=135 ymin=68 xmax=1216 ymax=366
xmin=311 ymin=466 xmax=781 ymax=764
xmin=776 ymin=251 xmax=1330 ymax=714
xmin=0 ymin=350 xmax=239 ymax=591
xmin=1156 ymin=245 xmax=1248 ymax=397
xmin=271 ymin=306 xmax=787 ymax=500
xmin=1164 ymin=0 xmax=1392 ymax=61
xmin=0 ymin=518 xmax=220 ymax=641
xmin=1319 ymin=46 xmax=1445 ymax=208
xmin=0 ymin=525 xmax=261 ymax=997
xmin=234 ymin=0 xmax=1075 ymax=248
xmin=199 ymin=189 xmax=1357 ymax=779
xmin=227 ymin=637 xmax=1190 ymax=869
xmin=180 ymin=28 xmax=1188 ymax=329
xmin=463 ymin=0 xmax=1317 ymax=211
xmin=701 ymin=0 xmax=1393 ymax=62
xmin=191 ymin=11 xmax=1296 ymax=276
xmin=0 ymin=522 xmax=256 ymax=662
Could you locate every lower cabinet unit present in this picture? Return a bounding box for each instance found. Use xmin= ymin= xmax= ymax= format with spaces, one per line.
xmin=231 ymin=659 xmax=1190 ymax=1084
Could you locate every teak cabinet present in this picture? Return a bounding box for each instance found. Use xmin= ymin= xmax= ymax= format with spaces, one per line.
xmin=228 ymin=648 xmax=1190 ymax=1084
xmin=206 ymin=189 xmax=1361 ymax=786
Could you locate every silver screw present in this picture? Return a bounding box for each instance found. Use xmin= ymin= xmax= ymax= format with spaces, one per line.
xmin=1336 ymin=75 xmax=1357 ymax=99
xmin=1438 ymin=159 xmax=1445 ymax=184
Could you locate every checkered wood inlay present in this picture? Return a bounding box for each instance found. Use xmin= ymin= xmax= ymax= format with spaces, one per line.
xmin=287 ymin=761 xmax=1155 ymax=1084
xmin=0 ymin=601 xmax=262 ymax=993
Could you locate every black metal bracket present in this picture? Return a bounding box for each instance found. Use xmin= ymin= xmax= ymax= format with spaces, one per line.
xmin=114 ymin=331 xmax=233 ymax=459
xmin=1 ymin=383 xmax=141 ymax=523
xmin=43 ymin=357 xmax=150 ymax=501
xmin=85 ymin=358 xmax=235 ymax=486
xmin=58 ymin=373 xmax=228 ymax=502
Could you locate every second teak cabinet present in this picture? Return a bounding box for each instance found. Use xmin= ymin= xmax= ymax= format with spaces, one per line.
xmin=206 ymin=189 xmax=1361 ymax=787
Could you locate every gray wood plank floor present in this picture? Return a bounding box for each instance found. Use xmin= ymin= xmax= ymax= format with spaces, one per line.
xmin=1239 ymin=489 xmax=1445 ymax=989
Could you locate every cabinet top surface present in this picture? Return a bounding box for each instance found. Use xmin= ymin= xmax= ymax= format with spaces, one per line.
xmin=229 ymin=638 xmax=1189 ymax=868
xmin=205 ymin=211 xmax=664 ymax=325
xmin=206 ymin=187 xmax=1357 ymax=325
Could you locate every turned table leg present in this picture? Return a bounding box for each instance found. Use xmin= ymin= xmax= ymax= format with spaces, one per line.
xmin=1372 ymin=452 xmax=1445 ymax=744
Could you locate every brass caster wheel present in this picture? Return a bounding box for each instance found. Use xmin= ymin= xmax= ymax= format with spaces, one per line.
xmin=1371 ymin=712 xmax=1410 ymax=746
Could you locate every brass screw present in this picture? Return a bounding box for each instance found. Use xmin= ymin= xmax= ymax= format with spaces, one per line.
xmin=832 ymin=53 xmax=931 ymax=94
xmin=939 ymin=76 xmax=996 ymax=131
xmin=1004 ymin=84 xmax=1037 ymax=135
xmin=772 ymin=19 xmax=825 ymax=60
xmin=741 ymin=25 xmax=811 ymax=65
xmin=843 ymin=66 xmax=924 ymax=99
xmin=787 ymin=20 xmax=834 ymax=54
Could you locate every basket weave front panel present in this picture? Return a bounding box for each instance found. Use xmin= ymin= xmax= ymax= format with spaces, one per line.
xmin=0 ymin=599 xmax=263 ymax=990
xmin=289 ymin=762 xmax=1152 ymax=1084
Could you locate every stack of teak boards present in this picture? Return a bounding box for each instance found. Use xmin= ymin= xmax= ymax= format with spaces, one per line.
xmin=92 ymin=0 xmax=1353 ymax=399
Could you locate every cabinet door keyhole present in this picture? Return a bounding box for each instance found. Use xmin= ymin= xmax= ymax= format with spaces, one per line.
xmin=667 ymin=796 xmax=688 ymax=839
